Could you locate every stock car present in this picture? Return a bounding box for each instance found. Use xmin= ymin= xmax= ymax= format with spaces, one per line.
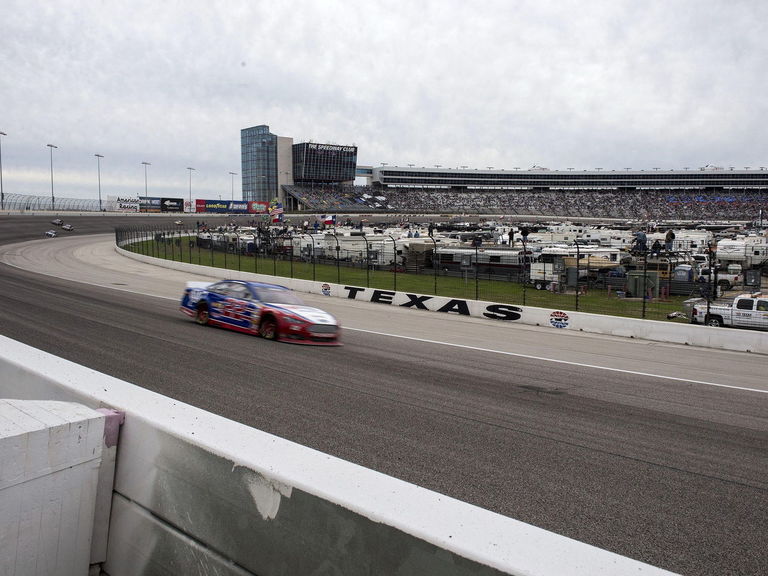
xmin=180 ymin=280 xmax=341 ymax=345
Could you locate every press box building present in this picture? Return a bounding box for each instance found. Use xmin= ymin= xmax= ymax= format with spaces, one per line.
xmin=241 ymin=124 xmax=358 ymax=204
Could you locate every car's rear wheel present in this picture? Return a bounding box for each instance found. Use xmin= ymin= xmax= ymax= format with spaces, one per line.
xmin=259 ymin=316 xmax=277 ymax=340
xmin=196 ymin=305 xmax=210 ymax=326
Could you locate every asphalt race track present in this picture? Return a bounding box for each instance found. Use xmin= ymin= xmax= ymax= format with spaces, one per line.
xmin=1 ymin=214 xmax=767 ymax=575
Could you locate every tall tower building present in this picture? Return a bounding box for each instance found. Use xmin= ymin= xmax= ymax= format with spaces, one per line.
xmin=240 ymin=125 xmax=293 ymax=203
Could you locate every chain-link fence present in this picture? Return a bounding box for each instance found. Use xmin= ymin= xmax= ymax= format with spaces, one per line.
xmin=1 ymin=193 xmax=103 ymax=212
xmin=116 ymin=225 xmax=762 ymax=323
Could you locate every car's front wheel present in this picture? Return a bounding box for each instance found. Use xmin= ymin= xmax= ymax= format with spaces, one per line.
xmin=705 ymin=315 xmax=724 ymax=328
xmin=196 ymin=305 xmax=210 ymax=326
xmin=259 ymin=316 xmax=277 ymax=340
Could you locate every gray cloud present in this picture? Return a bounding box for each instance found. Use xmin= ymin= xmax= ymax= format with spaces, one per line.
xmin=2 ymin=0 xmax=767 ymax=200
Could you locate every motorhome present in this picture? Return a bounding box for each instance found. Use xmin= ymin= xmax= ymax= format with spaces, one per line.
xmin=528 ymin=245 xmax=622 ymax=289
xmin=716 ymin=235 xmax=768 ymax=271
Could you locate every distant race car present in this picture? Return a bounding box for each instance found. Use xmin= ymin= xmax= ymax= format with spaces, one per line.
xmin=61 ymin=223 xmax=74 ymax=231
xmin=180 ymin=280 xmax=341 ymax=345
xmin=45 ymin=230 xmax=57 ymax=238
xmin=51 ymin=218 xmax=63 ymax=226
xmin=174 ymin=220 xmax=184 ymax=226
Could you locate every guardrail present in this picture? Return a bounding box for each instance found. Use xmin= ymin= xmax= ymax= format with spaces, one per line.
xmin=0 ymin=335 xmax=677 ymax=575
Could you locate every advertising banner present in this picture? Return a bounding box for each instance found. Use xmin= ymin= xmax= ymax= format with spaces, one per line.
xmin=194 ymin=200 xmax=253 ymax=214
xmin=140 ymin=197 xmax=162 ymax=213
xmin=249 ymin=201 xmax=269 ymax=214
xmin=229 ymin=201 xmax=249 ymax=214
xmin=108 ymin=196 xmax=140 ymax=212
xmin=160 ymin=198 xmax=184 ymax=212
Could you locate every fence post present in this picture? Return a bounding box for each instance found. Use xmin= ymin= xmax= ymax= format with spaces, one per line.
xmin=520 ymin=228 xmax=530 ymax=306
xmin=575 ymin=242 xmax=581 ymax=311
xmin=641 ymin=250 xmax=648 ymax=319
xmin=365 ymin=238 xmax=370 ymax=287
xmin=429 ymin=236 xmax=438 ymax=295
xmin=474 ymin=244 xmax=479 ymax=300
xmin=334 ymin=233 xmax=341 ymax=285
xmin=387 ymin=234 xmax=397 ymax=292
xmin=284 ymin=235 xmax=290 ymax=279
xmin=236 ymin=232 xmax=242 ymax=272
xmin=272 ymin=230 xmax=277 ymax=277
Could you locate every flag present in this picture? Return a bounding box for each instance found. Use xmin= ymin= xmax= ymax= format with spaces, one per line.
xmin=269 ymin=199 xmax=284 ymax=223
xmin=268 ymin=199 xmax=284 ymax=215
xmin=324 ymin=214 xmax=336 ymax=225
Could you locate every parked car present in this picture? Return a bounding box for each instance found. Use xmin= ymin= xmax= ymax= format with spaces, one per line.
xmin=180 ymin=280 xmax=341 ymax=345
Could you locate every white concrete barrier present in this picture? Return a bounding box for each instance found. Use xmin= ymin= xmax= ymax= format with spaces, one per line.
xmin=117 ymin=245 xmax=768 ymax=355
xmin=0 ymin=399 xmax=105 ymax=576
xmin=0 ymin=335 xmax=677 ymax=576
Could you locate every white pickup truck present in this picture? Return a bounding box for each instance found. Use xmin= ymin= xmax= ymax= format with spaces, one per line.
xmin=686 ymin=292 xmax=768 ymax=329
xmin=696 ymin=264 xmax=742 ymax=291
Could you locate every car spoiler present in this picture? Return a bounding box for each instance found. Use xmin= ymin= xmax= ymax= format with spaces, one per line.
xmin=185 ymin=281 xmax=215 ymax=290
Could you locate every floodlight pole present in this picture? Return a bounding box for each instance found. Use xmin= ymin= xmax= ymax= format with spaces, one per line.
xmin=142 ymin=161 xmax=151 ymax=196
xmin=229 ymin=172 xmax=237 ymax=201
xmin=95 ymin=154 xmax=104 ymax=212
xmin=0 ymin=131 xmax=6 ymax=211
xmin=47 ymin=144 xmax=58 ymax=211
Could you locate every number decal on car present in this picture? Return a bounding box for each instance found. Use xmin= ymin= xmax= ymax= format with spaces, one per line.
xmin=221 ymin=299 xmax=249 ymax=321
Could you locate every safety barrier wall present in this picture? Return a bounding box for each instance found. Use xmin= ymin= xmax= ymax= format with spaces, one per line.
xmin=0 ymin=336 xmax=676 ymax=576
xmin=1 ymin=399 xmax=105 ymax=576
xmin=117 ymin=245 xmax=768 ymax=355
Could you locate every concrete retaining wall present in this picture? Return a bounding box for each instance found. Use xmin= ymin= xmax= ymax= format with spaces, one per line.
xmin=117 ymin=245 xmax=768 ymax=355
xmin=0 ymin=399 xmax=105 ymax=576
xmin=0 ymin=335 xmax=676 ymax=575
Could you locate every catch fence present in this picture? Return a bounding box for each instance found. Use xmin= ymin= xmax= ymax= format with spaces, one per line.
xmin=116 ymin=225 xmax=746 ymax=322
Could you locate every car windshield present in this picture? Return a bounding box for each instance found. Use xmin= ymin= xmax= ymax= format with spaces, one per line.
xmin=253 ymin=287 xmax=305 ymax=305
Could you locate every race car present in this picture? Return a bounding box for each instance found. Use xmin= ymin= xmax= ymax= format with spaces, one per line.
xmin=45 ymin=229 xmax=57 ymax=238
xmin=180 ymin=280 xmax=341 ymax=345
xmin=62 ymin=223 xmax=74 ymax=231
xmin=51 ymin=218 xmax=63 ymax=226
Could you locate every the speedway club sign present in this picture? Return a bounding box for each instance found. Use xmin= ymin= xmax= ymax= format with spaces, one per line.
xmin=342 ymin=286 xmax=523 ymax=321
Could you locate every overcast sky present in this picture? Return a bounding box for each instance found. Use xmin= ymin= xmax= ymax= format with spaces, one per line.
xmin=2 ymin=0 xmax=767 ymax=201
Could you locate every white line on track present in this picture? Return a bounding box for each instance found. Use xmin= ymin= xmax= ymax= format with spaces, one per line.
xmin=347 ymin=327 xmax=768 ymax=395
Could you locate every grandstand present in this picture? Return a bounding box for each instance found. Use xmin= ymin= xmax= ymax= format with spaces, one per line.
xmin=283 ymin=167 xmax=768 ymax=221
xmin=282 ymin=184 xmax=768 ymax=221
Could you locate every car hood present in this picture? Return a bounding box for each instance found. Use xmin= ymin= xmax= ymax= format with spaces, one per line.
xmin=268 ymin=304 xmax=337 ymax=325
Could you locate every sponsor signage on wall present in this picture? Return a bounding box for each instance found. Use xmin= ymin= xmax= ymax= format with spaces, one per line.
xmin=249 ymin=201 xmax=269 ymax=214
xmin=193 ymin=200 xmax=257 ymax=214
xmin=109 ymin=196 xmax=140 ymax=212
xmin=341 ymin=286 xmax=523 ymax=321
xmin=160 ymin=198 xmax=184 ymax=212
xmin=140 ymin=197 xmax=162 ymax=213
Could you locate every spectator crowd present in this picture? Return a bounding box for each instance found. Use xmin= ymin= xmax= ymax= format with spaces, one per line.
xmin=283 ymin=185 xmax=768 ymax=221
